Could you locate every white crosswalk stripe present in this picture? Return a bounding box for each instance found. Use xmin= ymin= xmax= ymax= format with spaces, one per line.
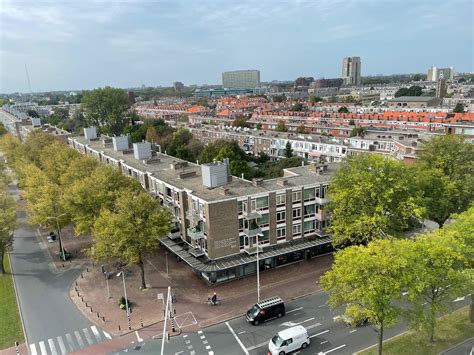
xmin=91 ymin=325 xmax=102 ymax=342
xmin=39 ymin=341 xmax=47 ymax=355
xmin=82 ymin=328 xmax=94 ymax=346
xmin=28 ymin=326 xmax=112 ymax=354
xmin=65 ymin=333 xmax=75 ymax=352
xmin=56 ymin=336 xmax=67 ymax=355
xmin=74 ymin=330 xmax=86 ymax=348
xmin=47 ymin=338 xmax=57 ymax=355
xmin=29 ymin=343 xmax=37 ymax=355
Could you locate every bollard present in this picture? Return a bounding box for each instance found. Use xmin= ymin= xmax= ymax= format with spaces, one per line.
xmin=90 ymin=307 xmax=93 ymax=313
xmin=75 ymin=286 xmax=78 ymax=292
xmin=118 ymin=325 xmax=121 ymax=331
xmin=103 ymin=316 xmax=105 ymax=322
xmin=75 ymin=281 xmax=78 ymax=286
xmin=81 ymin=273 xmax=83 ymax=278
xmin=62 ymin=264 xmax=65 ymax=268
xmin=81 ymin=297 xmax=84 ymax=302
xmin=85 ymin=302 xmax=88 ymax=307
xmin=86 ymin=267 xmax=89 ymax=272
xmin=77 ymin=291 xmax=79 ymax=297
xmin=97 ymin=312 xmax=99 ymax=318
xmin=141 ymin=319 xmax=143 ymax=327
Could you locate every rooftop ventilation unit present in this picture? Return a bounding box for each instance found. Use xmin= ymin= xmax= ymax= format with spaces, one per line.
xmin=133 ymin=142 xmax=152 ymax=160
xmin=201 ymin=160 xmax=229 ymax=188
xmin=84 ymin=127 xmax=97 ymax=140
xmin=113 ymin=136 xmax=129 ymax=151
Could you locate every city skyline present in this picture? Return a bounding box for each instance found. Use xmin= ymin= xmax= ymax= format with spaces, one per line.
xmin=1 ymin=0 xmax=473 ymax=93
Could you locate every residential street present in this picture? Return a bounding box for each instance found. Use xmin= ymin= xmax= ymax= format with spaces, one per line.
xmin=7 ymin=182 xmax=111 ymax=355
xmin=110 ymin=292 xmax=471 ymax=355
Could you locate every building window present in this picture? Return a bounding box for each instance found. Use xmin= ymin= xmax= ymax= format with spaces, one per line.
xmin=292 ymin=208 xmax=301 ymax=219
xmin=238 ymin=201 xmax=243 ymax=214
xmin=304 ymin=204 xmax=316 ymax=217
xmin=259 ymin=230 xmax=270 ymax=244
xmin=277 ymin=227 xmax=286 ymax=240
xmin=321 ymin=185 xmax=328 ymax=199
xmin=292 ymin=190 xmax=301 ymax=203
xmin=276 ymin=211 xmax=286 ymax=222
xmin=251 ymin=196 xmax=269 ymax=211
xmin=292 ymin=223 xmax=301 ymax=236
xmin=304 ymin=188 xmax=315 ymax=201
xmin=304 ymin=220 xmax=315 ymax=234
xmin=276 ymin=193 xmax=286 ymax=207
xmin=238 ymin=218 xmax=245 ymax=231
xmin=258 ymin=213 xmax=269 ymax=227
xmin=315 ymin=186 xmax=320 ymax=198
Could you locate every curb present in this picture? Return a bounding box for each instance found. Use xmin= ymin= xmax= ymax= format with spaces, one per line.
xmin=7 ymin=252 xmax=28 ymax=349
xmin=353 ymin=330 xmax=410 ymax=354
xmin=439 ymin=337 xmax=474 ymax=355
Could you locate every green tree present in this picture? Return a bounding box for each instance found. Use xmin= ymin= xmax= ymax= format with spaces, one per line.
xmin=404 ymin=231 xmax=470 ymax=342
xmin=415 ymin=135 xmax=474 ymax=227
xmin=262 ymin=156 xmax=303 ymax=178
xmin=321 ymin=239 xmax=411 ymax=355
xmin=272 ymin=95 xmax=286 ymax=103
xmin=284 ymin=141 xmax=293 ymax=158
xmin=310 ymin=96 xmax=323 ymax=103
xmin=0 ymin=190 xmax=16 ymax=274
xmin=296 ymin=124 xmax=306 ymax=134
xmin=0 ymin=123 xmax=7 ymax=136
xmin=395 ymin=85 xmax=423 ymax=97
xmin=81 ymin=87 xmax=131 ymax=136
xmin=453 ymin=102 xmax=465 ymax=113
xmin=328 ymin=154 xmax=422 ymax=247
xmin=291 ymin=102 xmax=304 ymax=111
xmin=443 ymin=207 xmax=474 ymax=322
xmin=232 ymin=116 xmax=251 ymax=128
xmin=91 ymin=191 xmax=173 ymax=289
xmin=276 ymin=121 xmax=288 ymax=132
xmin=63 ymin=165 xmax=140 ymax=235
xmin=27 ymin=109 xmax=40 ymax=118
xmin=350 ymin=127 xmax=365 ymax=137
xmin=338 ymin=106 xmax=349 ymax=113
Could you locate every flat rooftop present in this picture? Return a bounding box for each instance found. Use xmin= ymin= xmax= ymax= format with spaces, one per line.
xmin=72 ymin=135 xmax=336 ymax=203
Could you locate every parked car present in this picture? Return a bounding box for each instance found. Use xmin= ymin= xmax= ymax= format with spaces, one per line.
xmin=246 ymin=296 xmax=285 ymax=325
xmin=268 ymin=325 xmax=310 ymax=355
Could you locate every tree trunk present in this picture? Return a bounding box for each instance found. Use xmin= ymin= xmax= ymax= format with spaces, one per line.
xmin=0 ymin=251 xmax=4 ymax=274
xmin=378 ymin=322 xmax=384 ymax=355
xmin=138 ymin=257 xmax=146 ymax=289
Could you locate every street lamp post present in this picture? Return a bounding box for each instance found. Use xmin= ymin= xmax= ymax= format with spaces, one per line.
xmin=47 ymin=213 xmax=66 ymax=261
xmin=256 ymin=233 xmax=262 ymax=303
xmin=117 ymin=271 xmax=131 ymax=330
xmin=165 ymin=251 xmax=169 ymax=276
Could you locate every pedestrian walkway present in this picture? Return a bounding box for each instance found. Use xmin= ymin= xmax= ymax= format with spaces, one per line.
xmin=28 ymin=325 xmax=112 ymax=355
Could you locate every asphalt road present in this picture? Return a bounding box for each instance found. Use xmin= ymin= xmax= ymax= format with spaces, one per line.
xmin=113 ymin=292 xmax=471 ymax=355
xmin=8 ymin=182 xmax=111 ymax=354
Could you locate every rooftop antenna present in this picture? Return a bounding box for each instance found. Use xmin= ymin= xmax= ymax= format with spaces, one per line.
xmin=25 ymin=63 xmax=32 ymax=95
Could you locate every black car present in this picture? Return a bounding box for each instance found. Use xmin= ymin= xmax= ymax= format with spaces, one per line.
xmin=246 ymin=296 xmax=285 ymax=325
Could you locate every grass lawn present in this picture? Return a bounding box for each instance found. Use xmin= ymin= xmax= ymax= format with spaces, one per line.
xmin=0 ymin=254 xmax=24 ymax=350
xmin=359 ymin=307 xmax=474 ymax=355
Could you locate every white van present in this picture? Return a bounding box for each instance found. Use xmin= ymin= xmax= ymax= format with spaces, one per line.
xmin=268 ymin=325 xmax=310 ymax=355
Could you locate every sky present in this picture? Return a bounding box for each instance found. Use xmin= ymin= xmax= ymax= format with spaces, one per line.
xmin=0 ymin=0 xmax=473 ymax=93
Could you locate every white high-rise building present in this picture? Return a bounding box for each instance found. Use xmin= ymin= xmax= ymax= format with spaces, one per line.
xmin=427 ymin=66 xmax=454 ymax=81
xmin=341 ymin=57 xmax=361 ymax=86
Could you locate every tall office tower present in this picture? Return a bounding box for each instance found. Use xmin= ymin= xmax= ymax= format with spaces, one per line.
xmin=427 ymin=66 xmax=454 ymax=81
xmin=436 ymin=77 xmax=446 ymax=98
xmin=222 ymin=70 xmax=260 ymax=88
xmin=341 ymin=57 xmax=361 ymax=86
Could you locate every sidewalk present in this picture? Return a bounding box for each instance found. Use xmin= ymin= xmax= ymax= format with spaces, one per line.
xmin=70 ymin=247 xmax=333 ymax=337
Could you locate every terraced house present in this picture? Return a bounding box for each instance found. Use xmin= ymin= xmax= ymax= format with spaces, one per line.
xmin=68 ymin=128 xmax=334 ymax=284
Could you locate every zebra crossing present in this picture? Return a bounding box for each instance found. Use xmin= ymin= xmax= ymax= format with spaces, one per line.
xmin=28 ymin=325 xmax=112 ymax=355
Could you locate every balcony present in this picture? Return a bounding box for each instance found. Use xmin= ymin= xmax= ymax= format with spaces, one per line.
xmin=243 ymin=226 xmax=262 ymax=237
xmin=243 ymin=211 xmax=262 ymax=220
xmin=315 ymin=196 xmax=330 ymax=205
xmin=244 ymin=245 xmax=263 ymax=255
xmin=187 ymin=226 xmax=205 ymax=240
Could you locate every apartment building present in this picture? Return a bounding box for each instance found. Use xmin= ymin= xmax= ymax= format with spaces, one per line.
xmin=341 ymin=57 xmax=361 ymax=86
xmin=68 ymin=129 xmax=333 ymax=284
xmin=222 ymin=70 xmax=261 ymax=89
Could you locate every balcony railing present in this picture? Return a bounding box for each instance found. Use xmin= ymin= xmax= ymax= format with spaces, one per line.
xmin=243 ymin=210 xmax=262 ymax=220
xmin=243 ymin=226 xmax=262 ymax=237
xmin=187 ymin=227 xmax=205 ymax=240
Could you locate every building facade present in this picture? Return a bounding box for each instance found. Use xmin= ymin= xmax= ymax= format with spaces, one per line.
xmin=68 ymin=131 xmax=333 ymax=284
xmin=341 ymin=57 xmax=361 ymax=86
xmin=222 ymin=70 xmax=261 ymax=89
xmin=427 ymin=66 xmax=454 ymax=81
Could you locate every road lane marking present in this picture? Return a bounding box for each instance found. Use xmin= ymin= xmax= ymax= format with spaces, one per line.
xmin=183 ymin=334 xmax=188 ymax=338
xmin=135 ymin=331 xmax=143 ymax=342
xmin=74 ymin=330 xmax=85 ymax=348
xmin=226 ymin=322 xmax=249 ymax=355
xmin=56 ymin=336 xmax=67 ymax=355
xmin=185 ymin=340 xmax=191 ymax=344
xmin=349 ymin=329 xmax=357 ymax=333
xmin=190 ymin=351 xmax=196 ymax=355
xmin=200 ymin=335 xmax=206 ymax=339
xmin=287 ymin=307 xmax=303 ymax=313
xmin=318 ymin=304 xmax=326 ymax=308
xmin=187 ymin=345 xmax=193 ymax=350
xmin=310 ymin=330 xmax=330 ymax=338
xmin=453 ymin=296 xmax=466 ymax=302
xmin=29 ymin=343 xmax=37 ymax=355
xmin=306 ymin=323 xmax=322 ymax=330
xmin=65 ymin=333 xmax=75 ymax=351
xmin=297 ymin=317 xmax=315 ymax=325
xmin=175 ymin=352 xmax=184 ymax=355
xmin=203 ymin=340 xmax=209 ymax=344
xmin=48 ymin=338 xmax=58 ymax=355
xmin=198 ymin=330 xmax=203 ymax=334
xmin=246 ymin=341 xmax=268 ymax=351
xmin=238 ymin=331 xmax=246 ymax=334
xmin=82 ymin=328 xmax=94 ymax=345
xmin=102 ymin=330 xmax=112 ymax=339
xmin=91 ymin=325 xmax=102 ymax=341
xmin=209 ymin=352 xmax=214 ymax=355
xmin=320 ymin=340 xmax=328 ymax=344
xmin=323 ymin=344 xmax=347 ymax=354
xmin=205 ymin=345 xmax=211 ymax=350
xmin=39 ymin=341 xmax=47 ymax=355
